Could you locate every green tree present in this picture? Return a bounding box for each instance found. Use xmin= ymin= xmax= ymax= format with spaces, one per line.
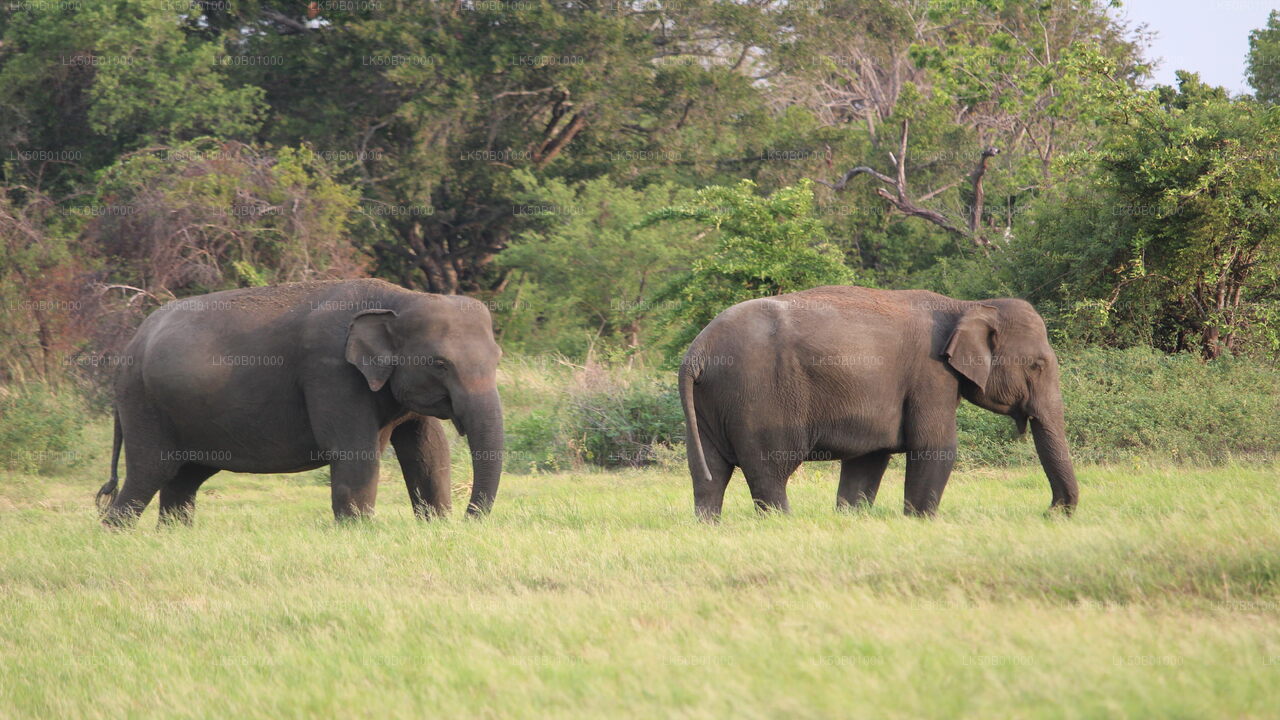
xmin=778 ymin=0 xmax=1149 ymax=283
xmin=493 ymin=172 xmax=700 ymax=358
xmin=638 ymin=179 xmax=855 ymax=361
xmin=1247 ymin=10 xmax=1280 ymax=103
xmin=0 ymin=0 xmax=264 ymax=194
xmin=220 ymin=0 xmax=793 ymax=294
xmin=1016 ymin=71 xmax=1280 ymax=358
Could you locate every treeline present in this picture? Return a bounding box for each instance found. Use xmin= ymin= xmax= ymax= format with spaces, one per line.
xmin=3 ymin=0 xmax=1280 ymax=389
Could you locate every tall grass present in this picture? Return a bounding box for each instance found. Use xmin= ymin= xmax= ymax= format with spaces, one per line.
xmin=2 ymin=373 xmax=1278 ymax=717
xmin=2 ymin=451 xmax=1279 ymax=717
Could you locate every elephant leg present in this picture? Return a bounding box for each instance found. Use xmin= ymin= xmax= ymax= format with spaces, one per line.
xmin=738 ymin=450 xmax=799 ymax=514
xmin=692 ymin=443 xmax=734 ymax=522
xmin=327 ymin=441 xmax=381 ymax=520
xmin=391 ymin=417 xmax=452 ymax=519
xmin=837 ymin=451 xmax=891 ymax=511
xmin=103 ymin=449 xmax=180 ymax=529
xmin=306 ymin=396 xmax=385 ymax=521
xmin=158 ymin=464 xmax=219 ymax=527
xmin=903 ymin=447 xmax=957 ymax=517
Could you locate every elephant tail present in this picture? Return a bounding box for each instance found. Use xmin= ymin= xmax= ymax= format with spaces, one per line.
xmin=96 ymin=408 xmax=122 ymax=512
xmin=679 ymin=351 xmax=713 ymax=490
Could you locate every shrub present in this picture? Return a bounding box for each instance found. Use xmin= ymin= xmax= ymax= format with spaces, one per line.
xmin=500 ymin=360 xmax=684 ymax=472
xmin=958 ymin=347 xmax=1280 ymax=466
xmin=0 ymin=384 xmax=87 ymax=474
xmin=1058 ymin=347 xmax=1279 ymax=463
xmin=506 ymin=411 xmax=572 ymax=473
xmin=566 ymin=377 xmax=684 ymax=469
xmin=636 ymin=179 xmax=856 ymax=364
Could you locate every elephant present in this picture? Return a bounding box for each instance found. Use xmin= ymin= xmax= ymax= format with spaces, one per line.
xmin=96 ymin=278 xmax=504 ymax=526
xmin=678 ymin=285 xmax=1078 ymax=520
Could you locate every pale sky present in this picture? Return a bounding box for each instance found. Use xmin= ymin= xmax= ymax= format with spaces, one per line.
xmin=1118 ymin=0 xmax=1275 ymax=95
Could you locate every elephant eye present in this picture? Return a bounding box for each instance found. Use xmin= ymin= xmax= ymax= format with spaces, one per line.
xmin=1029 ymin=358 xmax=1046 ymax=371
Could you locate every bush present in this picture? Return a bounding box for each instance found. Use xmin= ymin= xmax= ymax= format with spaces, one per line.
xmin=0 ymin=384 xmax=87 ymax=474
xmin=959 ymin=347 xmax=1280 ymax=466
xmin=566 ymin=378 xmax=684 ymax=469
xmin=506 ymin=411 xmax=572 ymax=473
xmin=1059 ymin=347 xmax=1279 ymax=463
xmin=500 ymin=360 xmax=684 ymax=472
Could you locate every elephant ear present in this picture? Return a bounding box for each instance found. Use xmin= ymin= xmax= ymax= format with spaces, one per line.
xmin=345 ymin=309 xmax=398 ymax=392
xmin=943 ymin=304 xmax=999 ymax=392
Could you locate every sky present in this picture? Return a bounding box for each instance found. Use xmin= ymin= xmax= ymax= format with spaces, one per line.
xmin=1118 ymin=0 xmax=1275 ymax=95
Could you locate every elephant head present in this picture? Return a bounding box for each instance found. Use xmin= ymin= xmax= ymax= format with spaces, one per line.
xmin=943 ymin=300 xmax=1079 ymax=514
xmin=344 ymin=297 xmax=503 ymax=516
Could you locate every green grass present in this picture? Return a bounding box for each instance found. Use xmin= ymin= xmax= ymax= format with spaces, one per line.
xmin=2 ymin=424 xmax=1279 ymax=717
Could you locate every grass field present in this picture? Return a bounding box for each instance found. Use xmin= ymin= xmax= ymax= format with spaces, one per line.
xmin=2 ymin=425 xmax=1280 ymax=718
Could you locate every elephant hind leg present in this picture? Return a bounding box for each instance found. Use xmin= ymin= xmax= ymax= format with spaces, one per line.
xmin=104 ymin=409 xmax=185 ymax=528
xmin=837 ymin=451 xmax=891 ymax=511
xmin=104 ymin=460 xmax=177 ymax=529
xmin=158 ymin=464 xmax=219 ymax=527
xmin=738 ymin=451 xmax=800 ymax=514
xmin=693 ymin=444 xmax=734 ymax=522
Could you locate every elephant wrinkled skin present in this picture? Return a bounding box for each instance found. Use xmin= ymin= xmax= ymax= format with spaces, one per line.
xmin=97 ymin=279 xmax=504 ymax=526
xmin=679 ymin=285 xmax=1078 ymax=520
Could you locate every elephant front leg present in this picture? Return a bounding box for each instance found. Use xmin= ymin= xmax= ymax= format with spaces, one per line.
xmin=903 ymin=447 xmax=957 ymax=517
xmin=329 ymin=451 xmax=381 ymax=520
xmin=837 ymin=451 xmax=891 ymax=511
xmin=391 ymin=417 xmax=452 ymax=519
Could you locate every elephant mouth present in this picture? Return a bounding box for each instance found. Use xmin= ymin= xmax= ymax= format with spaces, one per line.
xmin=406 ymin=393 xmax=453 ymax=420
xmin=1012 ymin=410 xmax=1029 ymax=436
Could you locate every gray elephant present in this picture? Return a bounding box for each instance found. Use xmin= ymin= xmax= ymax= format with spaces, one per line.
xmin=678 ymin=286 xmax=1078 ymax=519
xmin=96 ymin=278 xmax=504 ymax=526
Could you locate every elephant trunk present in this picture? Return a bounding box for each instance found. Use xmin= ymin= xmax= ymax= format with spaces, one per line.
xmin=1029 ymin=406 xmax=1078 ymax=515
xmin=460 ymin=389 xmax=504 ymax=516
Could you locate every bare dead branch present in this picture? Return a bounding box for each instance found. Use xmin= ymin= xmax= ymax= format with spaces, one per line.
xmin=816 ymin=119 xmax=999 ymax=252
xmin=814 ymin=166 xmax=896 ymax=190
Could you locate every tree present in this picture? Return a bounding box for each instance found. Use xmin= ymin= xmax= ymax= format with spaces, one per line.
xmin=0 ymin=189 xmax=88 ymax=382
xmin=0 ymin=0 xmax=265 ymax=194
xmin=1017 ymin=71 xmax=1280 ymax=359
xmin=781 ymin=0 xmax=1149 ymax=280
xmin=637 ymin=179 xmax=856 ymax=361
xmin=85 ymin=139 xmax=365 ymax=297
xmin=1247 ymin=10 xmax=1280 ymax=103
xmin=220 ymin=0 xmax=793 ymax=294
xmin=493 ymin=172 xmax=700 ymax=358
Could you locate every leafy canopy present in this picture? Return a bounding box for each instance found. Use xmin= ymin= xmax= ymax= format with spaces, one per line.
xmin=637 ymin=179 xmax=855 ymax=362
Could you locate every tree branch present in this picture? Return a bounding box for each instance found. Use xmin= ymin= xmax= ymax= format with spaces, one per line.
xmin=968 ymin=147 xmax=999 ymax=237
xmin=815 ymin=119 xmax=997 ymax=251
xmin=534 ymin=111 xmax=588 ymax=168
xmin=814 ymin=166 xmax=896 ymax=190
xmin=260 ymin=8 xmax=313 ymax=35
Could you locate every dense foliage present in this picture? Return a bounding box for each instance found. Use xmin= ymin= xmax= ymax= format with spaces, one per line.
xmin=2 ymin=0 xmax=1277 ymax=389
xmin=1010 ymin=70 xmax=1280 ymax=358
xmin=638 ymin=179 xmax=854 ymax=360
xmin=0 ymin=384 xmax=85 ymax=474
